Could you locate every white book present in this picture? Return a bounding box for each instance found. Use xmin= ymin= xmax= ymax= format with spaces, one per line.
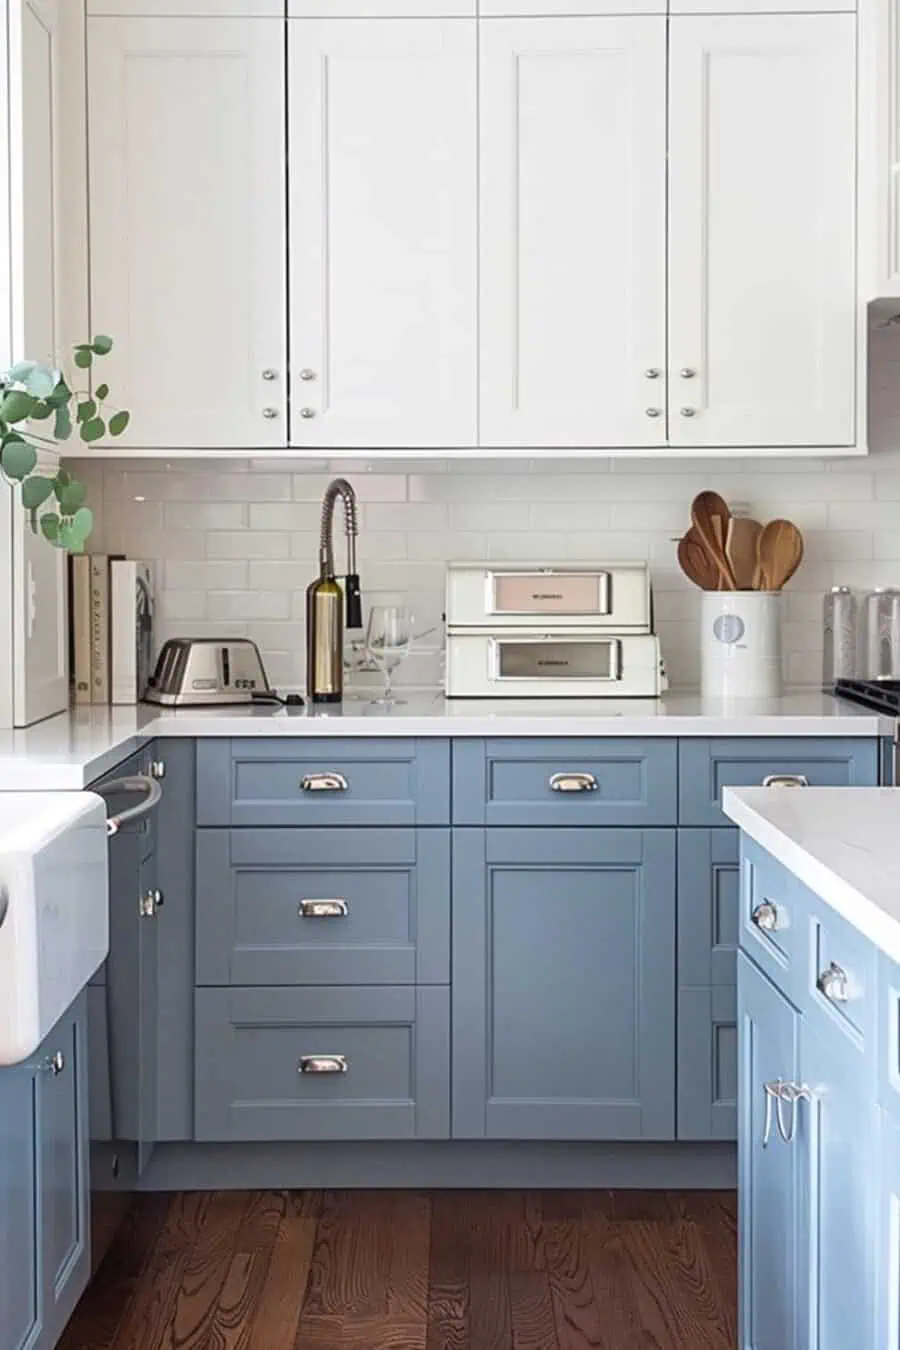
xmin=69 ymin=555 xmax=91 ymax=705
xmin=111 ymin=561 xmax=155 ymax=705
xmin=89 ymin=555 xmax=110 ymax=704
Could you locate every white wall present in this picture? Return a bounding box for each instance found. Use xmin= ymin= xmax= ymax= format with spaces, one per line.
xmin=63 ymin=323 xmax=900 ymax=692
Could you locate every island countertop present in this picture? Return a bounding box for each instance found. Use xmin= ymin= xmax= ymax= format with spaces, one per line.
xmin=0 ymin=689 xmax=890 ymax=791
xmin=723 ymin=784 xmax=900 ymax=965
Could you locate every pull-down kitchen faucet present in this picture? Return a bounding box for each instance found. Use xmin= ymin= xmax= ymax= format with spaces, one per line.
xmin=305 ymin=478 xmax=363 ymax=703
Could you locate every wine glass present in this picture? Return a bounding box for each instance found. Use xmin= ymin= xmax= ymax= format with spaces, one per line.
xmin=365 ymin=603 xmax=412 ymax=705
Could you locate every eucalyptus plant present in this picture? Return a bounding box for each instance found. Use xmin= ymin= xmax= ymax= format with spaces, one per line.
xmin=0 ymin=336 xmax=129 ymax=551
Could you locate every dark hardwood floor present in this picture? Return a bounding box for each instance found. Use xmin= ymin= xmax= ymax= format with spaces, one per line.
xmin=60 ymin=1189 xmax=737 ymax=1350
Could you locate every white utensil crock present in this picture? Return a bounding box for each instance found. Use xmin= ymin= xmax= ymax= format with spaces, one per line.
xmin=701 ymin=591 xmax=782 ymax=699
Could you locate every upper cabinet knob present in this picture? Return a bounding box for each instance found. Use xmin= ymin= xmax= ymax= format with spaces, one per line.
xmin=644 ymin=368 xmax=661 ymax=380
xmin=645 ymin=407 xmax=662 ymax=419
xmin=300 ymin=408 xmax=317 ymax=420
xmin=299 ymin=369 xmax=318 ymax=383
xmin=262 ymin=407 xmax=279 ymax=420
xmin=680 ymin=368 xmax=697 ymax=379
xmin=261 ymin=369 xmax=279 ymax=382
xmin=680 ymin=407 xmax=697 ymax=418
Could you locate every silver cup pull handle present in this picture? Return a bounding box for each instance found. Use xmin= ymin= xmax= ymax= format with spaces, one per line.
xmin=299 ymin=1055 xmax=348 ymax=1075
xmin=762 ymin=774 xmax=809 ymax=788
xmin=817 ymin=961 xmax=849 ymax=1003
xmin=301 ymin=772 xmax=349 ymax=793
xmin=299 ymin=899 xmax=349 ymax=919
xmin=549 ymin=772 xmax=598 ymax=793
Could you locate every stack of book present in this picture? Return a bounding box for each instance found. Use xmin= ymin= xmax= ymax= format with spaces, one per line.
xmin=69 ymin=556 xmax=155 ymax=705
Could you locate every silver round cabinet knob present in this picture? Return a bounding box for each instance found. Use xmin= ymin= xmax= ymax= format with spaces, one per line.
xmin=299 ymin=369 xmax=317 ymax=382
xmin=262 ymin=407 xmax=279 ymax=420
xmin=43 ymin=1051 xmax=65 ymax=1075
xmin=680 ymin=407 xmax=697 ymax=418
xmin=645 ymin=407 xmax=662 ymax=418
xmin=300 ymin=408 xmax=317 ymax=420
xmin=680 ymin=368 xmax=697 ymax=379
xmin=261 ymin=368 xmax=279 ymax=382
xmin=644 ymin=368 xmax=661 ymax=380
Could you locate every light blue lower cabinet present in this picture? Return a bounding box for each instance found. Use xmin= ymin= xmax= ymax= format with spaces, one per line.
xmin=452 ymin=826 xmax=676 ymax=1141
xmin=194 ymin=985 xmax=450 ymax=1142
xmin=738 ymin=951 xmax=808 ymax=1350
xmin=877 ymin=1111 xmax=900 ymax=1349
xmin=0 ymin=993 xmax=90 ymax=1350
xmin=678 ymin=986 xmax=737 ymax=1141
xmin=804 ymin=1022 xmax=876 ymax=1350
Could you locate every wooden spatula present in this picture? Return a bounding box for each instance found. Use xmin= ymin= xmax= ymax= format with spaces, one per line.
xmin=690 ymin=491 xmax=736 ymax=590
xmin=756 ymin=518 xmax=804 ymax=591
xmin=678 ymin=529 xmax=720 ymax=590
xmin=726 ymin=517 xmax=763 ymax=590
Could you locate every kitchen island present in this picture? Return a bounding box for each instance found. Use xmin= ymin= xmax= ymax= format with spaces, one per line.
xmin=723 ymin=785 xmax=900 ymax=1350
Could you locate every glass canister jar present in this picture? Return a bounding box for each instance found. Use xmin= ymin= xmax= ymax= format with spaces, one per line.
xmin=822 ymin=586 xmax=857 ymax=687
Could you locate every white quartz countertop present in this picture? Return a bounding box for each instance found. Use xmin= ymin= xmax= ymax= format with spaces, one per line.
xmin=0 ymin=690 xmax=889 ymax=791
xmin=723 ymin=786 xmax=900 ymax=965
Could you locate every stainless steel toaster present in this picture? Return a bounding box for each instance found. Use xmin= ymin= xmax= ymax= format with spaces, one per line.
xmin=144 ymin=638 xmax=270 ymax=706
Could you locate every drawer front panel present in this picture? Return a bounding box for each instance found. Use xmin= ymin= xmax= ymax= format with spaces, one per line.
xmin=678 ymin=828 xmax=739 ymax=988
xmin=677 ymin=985 xmax=737 ymax=1141
xmin=194 ymin=986 xmax=450 ymax=1141
xmin=739 ymin=840 xmax=801 ymax=1000
xmin=803 ymin=884 xmax=876 ymax=1049
xmin=196 ymin=739 xmax=450 ymax=826
xmin=453 ymin=738 xmax=677 ymax=826
xmin=195 ymin=829 xmax=450 ymax=986
xmin=679 ymin=737 xmax=879 ymax=826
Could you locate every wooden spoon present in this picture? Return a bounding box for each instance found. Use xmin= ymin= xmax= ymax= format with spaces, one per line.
xmin=690 ymin=491 xmax=736 ymax=590
xmin=726 ymin=517 xmax=763 ymax=590
xmin=678 ymin=529 xmax=720 ymax=590
xmin=755 ymin=518 xmax=804 ymax=591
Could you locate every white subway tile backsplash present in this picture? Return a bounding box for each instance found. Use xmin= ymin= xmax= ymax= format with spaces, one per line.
xmin=63 ymin=324 xmax=900 ymax=691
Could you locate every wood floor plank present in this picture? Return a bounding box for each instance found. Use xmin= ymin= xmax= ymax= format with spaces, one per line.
xmin=60 ymin=1188 xmax=739 ymax=1350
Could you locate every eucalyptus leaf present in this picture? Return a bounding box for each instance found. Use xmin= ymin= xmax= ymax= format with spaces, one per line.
xmin=77 ymin=399 xmax=97 ymax=423
xmin=56 ymin=481 xmax=86 ymax=514
xmin=2 ymin=430 xmax=24 ymax=447
xmin=55 ymin=468 xmax=71 ymax=489
xmin=0 ymin=390 xmax=36 ymax=422
xmin=45 ymin=380 xmax=71 ymax=409
xmin=109 ymin=410 xmax=130 ymax=438
xmin=1 ymin=440 xmax=37 ymax=480
xmin=80 ymin=417 xmax=105 ymax=443
xmin=54 ymin=405 xmax=72 ymax=441
xmin=91 ymin=335 xmax=113 ymax=356
xmin=74 ymin=348 xmax=93 ymax=370
xmin=28 ymin=399 xmax=53 ymax=421
xmin=25 ymin=366 xmax=58 ymax=399
xmin=22 ymin=476 xmax=54 ymax=510
xmin=95 ymin=383 xmax=109 ymax=401
xmin=39 ymin=513 xmax=60 ymax=543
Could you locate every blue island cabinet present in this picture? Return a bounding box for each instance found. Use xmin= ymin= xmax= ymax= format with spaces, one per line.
xmin=0 ymin=994 xmax=90 ymax=1350
xmin=452 ymin=827 xmax=676 ymax=1140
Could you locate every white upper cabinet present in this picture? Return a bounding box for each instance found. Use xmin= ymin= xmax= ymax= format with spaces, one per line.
xmin=667 ymin=14 xmax=857 ymax=449
xmin=87 ymin=2 xmax=284 ymax=14
xmin=870 ymin=0 xmax=900 ymax=297
xmin=288 ymin=19 xmax=477 ymax=449
xmin=482 ymin=2 xmax=662 ymax=15
xmin=87 ymin=17 xmax=287 ymax=448
xmin=289 ymin=1 xmax=474 ymax=14
xmin=479 ymin=17 xmax=667 ymax=449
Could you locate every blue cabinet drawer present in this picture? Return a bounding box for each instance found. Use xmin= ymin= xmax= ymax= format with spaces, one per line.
xmin=677 ymin=985 xmax=737 ymax=1141
xmin=195 ymin=828 xmax=450 ymax=986
xmin=801 ymin=883 xmax=876 ymax=1050
xmin=452 ymin=738 xmax=677 ymax=827
xmin=194 ymin=986 xmax=450 ymax=1142
xmin=679 ymin=737 xmax=879 ymax=826
xmin=678 ymin=828 xmax=739 ymax=988
xmin=196 ymin=738 xmax=450 ymax=827
xmin=739 ymin=840 xmax=802 ymax=1002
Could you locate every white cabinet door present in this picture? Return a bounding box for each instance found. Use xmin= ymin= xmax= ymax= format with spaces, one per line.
xmin=289 ymin=1 xmax=474 ymax=13
xmin=479 ymin=18 xmax=667 ymax=449
xmin=88 ymin=17 xmax=287 ymax=449
xmin=481 ymin=1 xmax=663 ymax=14
xmin=668 ymin=14 xmax=857 ymax=449
xmin=288 ymin=19 xmax=477 ymax=448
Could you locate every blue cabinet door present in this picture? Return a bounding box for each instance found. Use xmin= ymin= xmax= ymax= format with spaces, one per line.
xmin=452 ymin=827 xmax=676 ymax=1140
xmin=804 ymin=1023 xmax=876 ymax=1350
xmin=738 ymin=951 xmax=808 ymax=1350
xmin=877 ymin=1111 xmax=900 ymax=1350
xmin=0 ymin=1062 xmax=40 ymax=1350
xmin=37 ymin=993 xmax=91 ymax=1348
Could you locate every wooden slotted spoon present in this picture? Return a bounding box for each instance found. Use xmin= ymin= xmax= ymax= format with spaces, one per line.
xmin=678 ymin=528 xmax=720 ymax=591
xmin=755 ymin=518 xmax=804 ymax=591
xmin=726 ymin=517 xmax=763 ymax=591
xmin=690 ymin=491 xmax=736 ymax=590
